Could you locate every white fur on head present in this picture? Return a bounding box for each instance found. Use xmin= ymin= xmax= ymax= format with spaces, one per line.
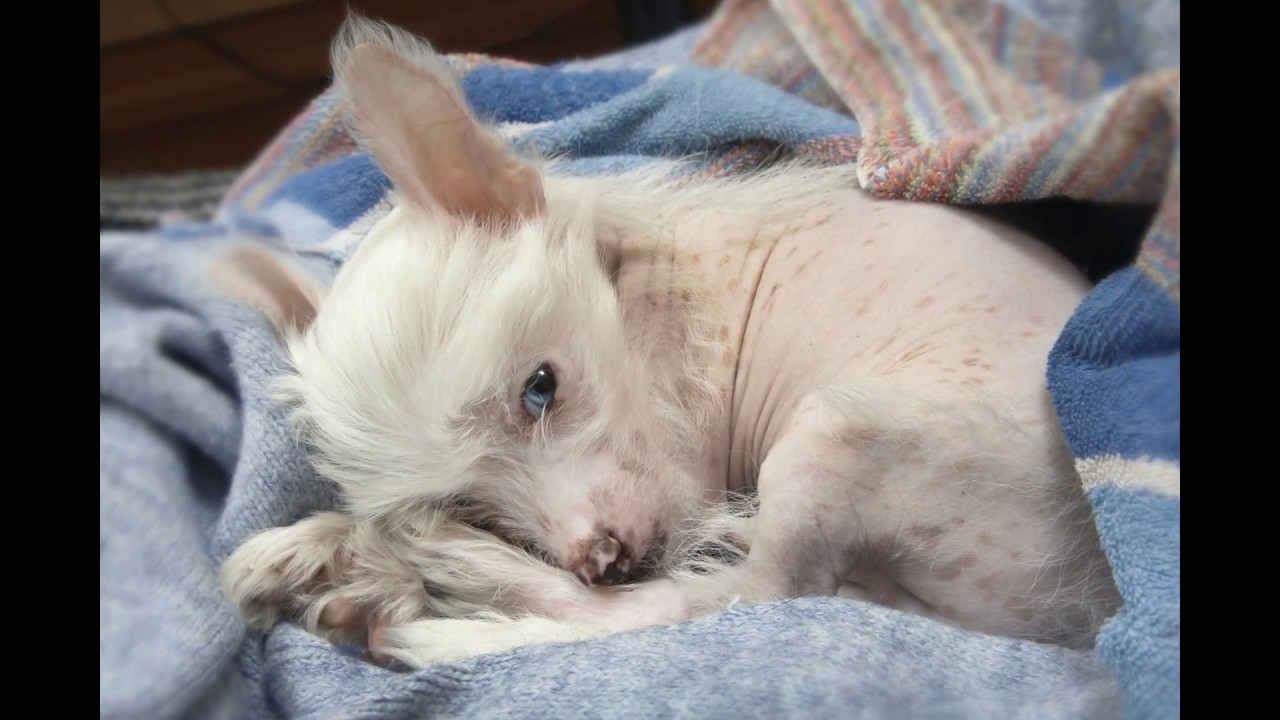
xmin=331 ymin=15 xmax=545 ymax=223
xmin=243 ymin=17 xmax=704 ymax=586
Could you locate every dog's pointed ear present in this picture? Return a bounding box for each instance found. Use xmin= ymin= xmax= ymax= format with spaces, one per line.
xmin=210 ymin=245 xmax=327 ymax=338
xmin=332 ymin=18 xmax=545 ymax=224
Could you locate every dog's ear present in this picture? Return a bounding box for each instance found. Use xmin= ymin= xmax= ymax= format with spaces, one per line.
xmin=210 ymin=245 xmax=327 ymax=338
xmin=332 ymin=18 xmax=545 ymax=225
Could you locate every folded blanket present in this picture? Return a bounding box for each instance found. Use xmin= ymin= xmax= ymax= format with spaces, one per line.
xmin=100 ymin=1 xmax=1179 ymax=718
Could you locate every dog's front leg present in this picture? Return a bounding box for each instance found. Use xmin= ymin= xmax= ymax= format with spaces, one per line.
xmin=584 ymin=404 xmax=883 ymax=628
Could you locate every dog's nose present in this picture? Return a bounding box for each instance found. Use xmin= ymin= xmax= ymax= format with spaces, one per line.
xmin=574 ymin=531 xmax=634 ymax=587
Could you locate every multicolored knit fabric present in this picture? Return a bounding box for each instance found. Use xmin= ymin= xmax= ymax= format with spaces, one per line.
xmin=101 ymin=3 xmax=1177 ymax=718
xmin=695 ymin=0 xmax=1178 ymax=293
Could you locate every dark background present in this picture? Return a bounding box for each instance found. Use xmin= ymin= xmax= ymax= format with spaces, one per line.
xmin=101 ymin=0 xmax=718 ymax=175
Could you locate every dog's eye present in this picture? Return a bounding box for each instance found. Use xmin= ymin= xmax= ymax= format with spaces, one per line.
xmin=522 ymin=364 xmax=557 ymax=419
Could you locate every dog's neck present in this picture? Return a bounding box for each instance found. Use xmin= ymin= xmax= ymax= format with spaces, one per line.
xmin=606 ymin=209 xmax=804 ymax=498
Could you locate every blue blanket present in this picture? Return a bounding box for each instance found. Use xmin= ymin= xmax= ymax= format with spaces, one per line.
xmin=100 ymin=2 xmax=1179 ymax=718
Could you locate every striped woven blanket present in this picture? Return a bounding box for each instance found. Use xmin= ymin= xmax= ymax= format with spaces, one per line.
xmin=101 ymin=2 xmax=1178 ymax=718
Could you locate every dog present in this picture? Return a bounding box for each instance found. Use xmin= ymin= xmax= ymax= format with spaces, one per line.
xmin=215 ymin=17 xmax=1121 ymax=668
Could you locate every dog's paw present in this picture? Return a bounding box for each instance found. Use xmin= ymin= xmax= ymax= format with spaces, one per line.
xmin=377 ymin=613 xmax=591 ymax=667
xmin=220 ymin=512 xmax=357 ymax=631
